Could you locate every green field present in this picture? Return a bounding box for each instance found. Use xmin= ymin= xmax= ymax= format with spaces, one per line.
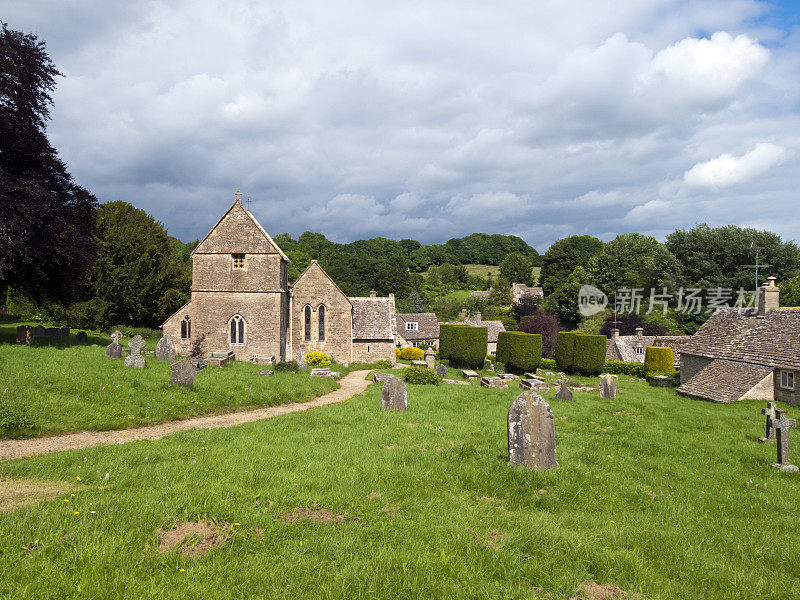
xmin=424 ymin=264 xmax=541 ymax=284
xmin=1 ymin=353 xmax=798 ymax=599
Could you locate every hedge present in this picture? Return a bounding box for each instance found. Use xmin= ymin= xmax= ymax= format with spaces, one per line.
xmin=554 ymin=332 xmax=578 ymax=372
xmin=447 ymin=325 xmax=488 ymax=369
xmin=644 ymin=346 xmax=675 ymax=374
xmin=603 ymin=360 xmax=646 ymax=378
xmin=573 ymin=334 xmax=606 ymax=375
xmin=397 ymin=347 xmax=424 ymax=361
xmin=438 ymin=324 xmax=455 ymax=361
xmin=497 ymin=331 xmax=542 ymax=374
xmin=404 ymin=367 xmax=440 ymax=385
xmin=540 ymin=358 xmax=556 ymax=370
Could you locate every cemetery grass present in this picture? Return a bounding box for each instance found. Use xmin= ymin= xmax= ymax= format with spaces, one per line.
xmin=2 ymin=375 xmax=800 ymax=599
xmin=0 ymin=341 xmax=338 ymax=437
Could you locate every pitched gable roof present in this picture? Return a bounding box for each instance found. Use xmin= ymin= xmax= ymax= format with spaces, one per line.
xmin=680 ymin=308 xmax=800 ymax=370
xmin=677 ymin=359 xmax=772 ymax=403
xmin=292 ymin=260 xmax=352 ymax=307
xmin=396 ymin=313 xmax=439 ymax=340
xmin=349 ymin=295 xmax=397 ymax=340
xmin=192 ymin=196 xmax=289 ymax=261
xmin=441 ymin=318 xmax=505 ymax=343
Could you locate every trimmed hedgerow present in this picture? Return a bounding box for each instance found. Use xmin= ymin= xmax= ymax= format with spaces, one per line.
xmin=438 ymin=324 xmax=455 ymax=361
xmin=448 ymin=325 xmax=488 ymax=369
xmin=603 ymin=360 xmax=646 ymax=378
xmin=403 ymin=367 xmax=440 ymax=385
xmin=540 ymin=358 xmax=556 ymax=370
xmin=644 ymin=346 xmax=675 ymax=374
xmin=397 ymin=347 xmax=424 ymax=361
xmin=554 ymin=332 xmax=578 ymax=372
xmin=573 ymin=334 xmax=606 ymax=375
xmin=497 ymin=331 xmax=542 ymax=374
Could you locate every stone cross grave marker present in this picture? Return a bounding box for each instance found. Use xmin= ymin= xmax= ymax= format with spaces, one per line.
xmin=155 ymin=335 xmax=176 ymax=361
xmin=771 ymin=409 xmax=798 ymax=471
xmin=124 ymin=335 xmax=146 ymax=368
xmin=760 ymin=402 xmax=778 ymax=443
xmin=507 ymin=391 xmax=559 ymax=470
xmin=381 ymin=376 xmax=407 ymax=411
xmin=600 ymin=374 xmax=617 ymax=399
xmin=556 ymin=376 xmax=573 ymax=402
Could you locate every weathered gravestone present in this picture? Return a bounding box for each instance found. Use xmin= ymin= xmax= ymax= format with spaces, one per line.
xmin=123 ymin=335 xmax=146 ymax=368
xmin=556 ymin=377 xmax=573 ymax=402
xmin=381 ymin=377 xmax=407 ymax=411
xmin=105 ymin=331 xmax=122 ymax=358
xmin=16 ymin=325 xmax=33 ymax=346
xmin=600 ymin=374 xmax=617 ymax=399
xmin=520 ymin=378 xmax=548 ymax=391
xmin=771 ymin=409 xmax=798 ymax=472
xmin=435 ymin=364 xmax=447 ymax=378
xmin=75 ymin=331 xmax=88 ymax=344
xmin=169 ymin=357 xmax=206 ymax=387
xmin=507 ymin=391 xmax=559 ymax=470
xmin=310 ymin=367 xmax=331 ymax=377
xmin=462 ymin=370 xmax=480 ymax=381
xmin=424 ymin=347 xmax=436 ymax=369
xmin=760 ymin=402 xmax=778 ymax=443
xmin=32 ymin=325 xmax=47 ymax=344
xmin=256 ymin=369 xmax=274 ymax=377
xmin=155 ymin=335 xmax=176 ymax=361
xmin=481 ymin=376 xmax=508 ymax=389
xmin=296 ymin=349 xmax=308 ymax=371
xmin=374 ymin=372 xmax=394 ymax=383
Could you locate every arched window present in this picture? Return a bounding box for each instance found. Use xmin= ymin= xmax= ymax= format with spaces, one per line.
xmin=318 ymin=305 xmax=326 ymax=341
xmin=180 ymin=315 xmax=191 ymax=339
xmin=304 ymin=306 xmax=312 ymax=341
xmin=230 ymin=315 xmax=245 ymax=345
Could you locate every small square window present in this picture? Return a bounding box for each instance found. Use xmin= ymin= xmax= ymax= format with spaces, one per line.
xmin=406 ymin=322 xmax=418 ymax=331
xmin=781 ymin=370 xmax=794 ymax=390
xmin=232 ymin=253 xmax=245 ymax=269
xmin=635 ymin=347 xmax=644 ymax=355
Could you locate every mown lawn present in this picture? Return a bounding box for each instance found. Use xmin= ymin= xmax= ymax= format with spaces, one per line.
xmin=0 ymin=326 xmax=338 ymax=437
xmin=1 ymin=369 xmax=798 ymax=599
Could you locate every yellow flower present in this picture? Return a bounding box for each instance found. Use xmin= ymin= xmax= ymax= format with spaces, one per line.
xmin=70 ymin=493 xmax=75 ymax=498
xmin=234 ymin=522 xmax=241 ymax=526
xmin=63 ymin=499 xmax=69 ymax=503
xmin=77 ymin=466 xmax=81 ymax=469
xmin=74 ymin=511 xmax=79 ymax=515
xmin=76 ymin=476 xmax=82 ymax=481
xmin=178 ymin=568 xmax=186 ymax=573
xmin=701 ymin=491 xmax=706 ymax=494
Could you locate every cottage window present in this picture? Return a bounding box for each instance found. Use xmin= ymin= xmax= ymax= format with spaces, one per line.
xmin=318 ymin=305 xmax=326 ymax=341
xmin=304 ymin=306 xmax=311 ymax=341
xmin=180 ymin=315 xmax=191 ymax=339
xmin=230 ymin=315 xmax=245 ymax=345
xmin=635 ymin=347 xmax=644 ymax=356
xmin=411 ymin=341 xmax=421 ymax=348
xmin=406 ymin=322 xmax=418 ymax=331
xmin=780 ymin=370 xmax=795 ymax=390
xmin=232 ymin=253 xmax=246 ymax=269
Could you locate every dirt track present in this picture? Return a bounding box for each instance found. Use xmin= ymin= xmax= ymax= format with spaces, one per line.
xmin=0 ymin=370 xmax=374 ymax=462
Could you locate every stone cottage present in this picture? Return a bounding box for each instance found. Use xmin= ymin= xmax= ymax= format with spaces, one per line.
xmin=396 ymin=313 xmax=440 ymax=348
xmin=678 ymin=277 xmax=800 ymax=404
xmin=605 ymin=327 xmax=688 ymax=367
xmin=162 ymin=192 xmax=396 ymax=364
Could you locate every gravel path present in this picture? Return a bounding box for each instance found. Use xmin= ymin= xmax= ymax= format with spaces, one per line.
xmin=0 ymin=370 xmax=374 ymax=462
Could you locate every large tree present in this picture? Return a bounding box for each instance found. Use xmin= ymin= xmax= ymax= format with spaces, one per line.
xmin=0 ymin=23 xmax=97 ymax=301
xmin=499 ymin=252 xmax=534 ymax=286
xmin=538 ymin=235 xmax=603 ymax=296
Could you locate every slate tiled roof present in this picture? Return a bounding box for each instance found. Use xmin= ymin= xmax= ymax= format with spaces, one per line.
xmin=680 ymin=308 xmax=800 ymax=370
xmin=512 ymin=283 xmax=544 ymax=299
xmin=441 ymin=318 xmax=505 ymax=343
xmin=653 ymin=336 xmax=690 ymax=368
xmin=396 ymin=313 xmax=440 ymax=341
xmin=677 ymin=359 xmax=772 ymax=403
xmin=606 ymin=334 xmax=688 ymax=365
xmin=349 ymin=296 xmax=397 ymax=340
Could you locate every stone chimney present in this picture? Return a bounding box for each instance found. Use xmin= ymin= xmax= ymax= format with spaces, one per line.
xmin=758 ymin=276 xmax=779 ymax=315
xmin=473 ymin=311 xmax=482 ymax=324
xmin=611 ymin=328 xmax=620 ymax=341
xmin=369 ymin=290 xmax=377 ymax=299
xmin=635 ymin=327 xmax=643 ymax=341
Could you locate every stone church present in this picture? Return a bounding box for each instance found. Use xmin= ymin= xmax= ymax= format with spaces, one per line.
xmin=162 ymin=192 xmax=397 ymax=365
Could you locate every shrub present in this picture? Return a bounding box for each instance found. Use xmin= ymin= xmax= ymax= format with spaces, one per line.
xmin=397 ymin=347 xmax=425 ymax=361
xmin=497 ymin=331 xmax=542 ymax=374
xmin=403 ymin=367 xmax=439 ymax=385
xmin=540 ymin=358 xmax=556 ymax=370
xmin=0 ymin=395 xmax=37 ymax=439
xmin=438 ymin=324 xmax=455 ymax=360
xmin=644 ymin=346 xmax=675 ymax=374
xmin=373 ymin=359 xmax=392 ymax=369
xmin=448 ymin=325 xmax=488 ymax=369
xmin=274 ymin=361 xmax=299 ymax=373
xmin=604 ymin=360 xmax=646 ymax=378
xmin=306 ymin=351 xmax=331 ymax=366
xmin=554 ymin=332 xmax=578 ymax=372
xmin=573 ymin=334 xmax=606 ymax=375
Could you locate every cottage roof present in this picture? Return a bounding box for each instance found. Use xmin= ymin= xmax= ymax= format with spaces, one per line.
xmin=677 ymin=359 xmax=772 ymax=403
xmin=680 ymin=308 xmax=800 ymax=370
xmin=349 ymin=295 xmax=397 ymax=340
xmin=441 ymin=318 xmax=505 ymax=343
xmin=607 ymin=335 xmax=655 ymax=363
xmin=512 ymin=283 xmax=544 ymax=297
xmin=396 ymin=313 xmax=440 ymax=341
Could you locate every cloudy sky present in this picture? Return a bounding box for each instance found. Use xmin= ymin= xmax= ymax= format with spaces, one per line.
xmin=6 ymin=1 xmax=800 ymax=250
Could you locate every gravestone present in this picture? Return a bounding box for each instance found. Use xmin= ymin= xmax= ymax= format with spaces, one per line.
xmin=16 ymin=325 xmax=33 ymax=346
xmin=75 ymin=331 xmax=88 ymax=344
xmin=206 ymin=350 xmax=234 ymax=367
xmin=32 ymin=325 xmax=47 ymax=344
xmin=462 ymin=370 xmax=480 ymax=381
xmin=771 ymin=409 xmax=798 ymax=471
xmin=311 ymin=367 xmax=331 ymax=377
xmin=46 ymin=327 xmax=63 ymax=342
xmin=507 ymin=391 xmax=559 ymax=470
xmin=481 ymin=376 xmax=508 ymax=389
xmin=296 ymin=349 xmax=308 ymax=371
xmin=556 ymin=377 xmax=573 ymax=402
xmin=760 ymin=402 xmax=778 ymax=443
xmin=123 ymin=335 xmax=146 ymax=368
xmin=498 ymin=373 xmax=520 ymax=381
xmin=256 ymin=369 xmax=274 ymax=377
xmin=381 ymin=377 xmax=407 ymax=411
xmin=106 ymin=331 xmax=122 ymax=358
xmin=169 ymin=357 xmax=206 ymax=387
xmin=253 ymin=355 xmax=275 ymax=365
xmin=435 ymin=364 xmax=447 ymax=378
xmin=520 ymin=378 xmax=548 ymax=391
xmin=424 ymin=348 xmax=435 ymax=369
xmin=411 ymin=359 xmax=428 ymax=368
xmin=373 ymin=372 xmax=394 ymax=383
xmin=600 ymin=374 xmax=617 ymax=399
xmin=155 ymin=335 xmax=175 ymax=361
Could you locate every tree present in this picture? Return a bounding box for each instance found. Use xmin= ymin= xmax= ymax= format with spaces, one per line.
xmin=511 ymin=295 xmax=541 ymax=323
xmin=541 ymin=267 xmax=585 ymax=328
xmin=585 ymin=233 xmax=662 ymax=297
xmin=378 ymin=254 xmax=411 ymax=296
xmin=489 ymin=276 xmax=512 ymax=306
xmin=599 ymin=312 xmax=666 ymax=337
xmin=0 ymin=23 xmax=97 ymax=302
xmin=499 ymin=252 xmax=534 ymax=286
xmin=519 ymin=311 xmax=563 ymax=358
xmin=539 ymin=236 xmax=603 ymax=296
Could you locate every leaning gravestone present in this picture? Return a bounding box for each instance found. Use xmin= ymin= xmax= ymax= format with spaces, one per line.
xmin=760 ymin=402 xmax=778 ymax=443
xmin=155 ymin=335 xmax=176 ymax=361
xmin=600 ymin=374 xmax=617 ymax=399
xmin=106 ymin=331 xmax=122 ymax=358
xmin=435 ymin=364 xmax=447 ymax=379
xmin=169 ymin=357 xmax=206 ymax=387
xmin=123 ymin=335 xmax=146 ymax=368
xmin=508 ymin=391 xmax=559 ymax=470
xmin=296 ymin=349 xmax=308 ymax=371
xmin=556 ymin=377 xmax=573 ymax=402
xmin=381 ymin=377 xmax=407 ymax=411
xmin=75 ymin=331 xmax=88 ymax=344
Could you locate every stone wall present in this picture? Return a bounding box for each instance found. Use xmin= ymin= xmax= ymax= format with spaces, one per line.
xmin=679 ymin=354 xmax=712 ymax=384
xmin=352 ymin=340 xmax=395 ymax=363
xmin=742 ymin=372 xmax=775 ymax=401
xmin=774 ymin=370 xmax=800 ymax=406
xmin=192 ymin=253 xmax=285 ymax=292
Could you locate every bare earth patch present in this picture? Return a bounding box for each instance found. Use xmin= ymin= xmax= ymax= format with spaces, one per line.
xmin=156 ymin=521 xmax=231 ymax=558
xmin=0 ymin=475 xmax=68 ymax=512
xmin=569 ymin=581 xmax=646 ymax=600
xmin=279 ymin=501 xmax=347 ymax=524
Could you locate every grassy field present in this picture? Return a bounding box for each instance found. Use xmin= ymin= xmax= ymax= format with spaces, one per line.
xmin=424 ymin=264 xmax=541 ymax=284
xmin=2 ymin=362 xmax=798 ymax=599
xmin=0 ymin=325 xmax=338 ymax=437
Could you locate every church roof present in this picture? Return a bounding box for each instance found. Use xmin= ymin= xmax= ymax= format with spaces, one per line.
xmin=349 ymin=295 xmax=397 ymax=340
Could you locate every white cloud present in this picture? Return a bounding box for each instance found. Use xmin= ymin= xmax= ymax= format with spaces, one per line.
xmin=684 ymin=143 xmax=789 ymax=187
